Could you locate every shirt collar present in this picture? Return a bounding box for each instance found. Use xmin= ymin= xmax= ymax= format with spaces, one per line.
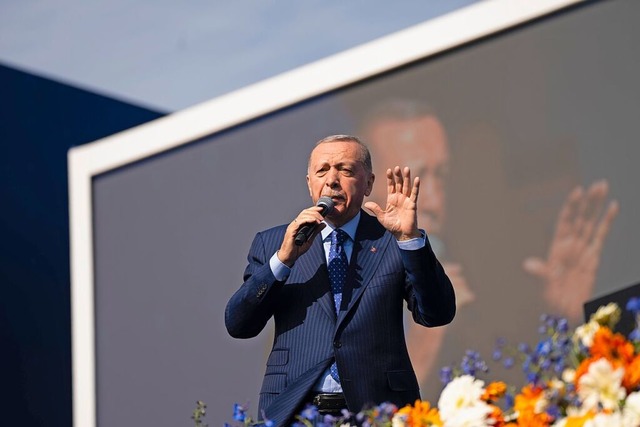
xmin=321 ymin=211 xmax=360 ymax=242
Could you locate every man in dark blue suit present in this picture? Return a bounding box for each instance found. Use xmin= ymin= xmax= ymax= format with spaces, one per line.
xmin=225 ymin=135 xmax=455 ymax=426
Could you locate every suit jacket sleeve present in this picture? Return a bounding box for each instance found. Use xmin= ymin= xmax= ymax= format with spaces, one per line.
xmin=225 ymin=229 xmax=284 ymax=339
xmin=401 ymin=238 xmax=456 ymax=327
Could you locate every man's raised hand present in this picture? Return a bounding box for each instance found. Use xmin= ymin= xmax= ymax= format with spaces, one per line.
xmin=364 ymin=166 xmax=422 ymax=241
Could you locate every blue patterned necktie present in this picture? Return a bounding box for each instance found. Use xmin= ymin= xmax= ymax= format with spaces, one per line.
xmin=328 ymin=228 xmax=349 ymax=383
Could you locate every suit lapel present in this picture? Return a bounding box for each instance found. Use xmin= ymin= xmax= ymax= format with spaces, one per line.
xmin=294 ymin=233 xmax=336 ymax=321
xmin=336 ymin=212 xmax=390 ymax=328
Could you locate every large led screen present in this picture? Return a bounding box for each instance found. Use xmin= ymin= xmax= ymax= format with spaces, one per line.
xmin=90 ymin=1 xmax=640 ymax=425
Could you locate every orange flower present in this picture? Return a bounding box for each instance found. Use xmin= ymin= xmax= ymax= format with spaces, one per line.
xmin=574 ymin=357 xmax=597 ymax=385
xmin=590 ymin=327 xmax=635 ymax=366
xmin=563 ymin=411 xmax=595 ymax=427
xmin=486 ymin=404 xmax=506 ymax=426
xmin=514 ymin=385 xmax=553 ymax=427
xmin=514 ymin=385 xmax=544 ymax=415
xmin=482 ymin=381 xmax=507 ymax=402
xmin=396 ymin=400 xmax=442 ymax=426
xmin=516 ymin=412 xmax=553 ymax=427
xmin=623 ymin=354 xmax=640 ymax=391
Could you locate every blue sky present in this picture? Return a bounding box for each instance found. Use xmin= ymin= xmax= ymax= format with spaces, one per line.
xmin=0 ymin=0 xmax=479 ymax=110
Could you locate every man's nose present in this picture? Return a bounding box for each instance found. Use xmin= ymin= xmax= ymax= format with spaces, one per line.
xmin=325 ymin=169 xmax=340 ymax=188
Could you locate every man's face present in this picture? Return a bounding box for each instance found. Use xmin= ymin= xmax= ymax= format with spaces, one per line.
xmin=307 ymin=140 xmax=375 ymax=227
xmin=366 ymin=115 xmax=449 ymax=235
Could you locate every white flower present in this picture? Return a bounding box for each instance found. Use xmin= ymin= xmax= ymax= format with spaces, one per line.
xmin=622 ymin=391 xmax=640 ymax=427
xmin=584 ymin=411 xmax=623 ymax=427
xmin=442 ymin=406 xmax=493 ymax=427
xmin=549 ymin=378 xmax=565 ymax=392
xmin=574 ymin=321 xmax=601 ymax=347
xmin=562 ymin=368 xmax=576 ymax=383
xmin=438 ymin=375 xmax=492 ymax=425
xmin=564 ymin=404 xmax=590 ymax=418
xmin=534 ymin=394 xmax=549 ymax=414
xmin=578 ymin=358 xmax=626 ymax=411
xmin=551 ymin=418 xmax=567 ymax=427
xmin=592 ymin=302 xmax=621 ymax=328
xmin=391 ymin=413 xmax=408 ymax=427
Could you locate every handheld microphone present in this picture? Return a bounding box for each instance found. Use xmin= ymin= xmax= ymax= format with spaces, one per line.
xmin=294 ymin=196 xmax=334 ymax=246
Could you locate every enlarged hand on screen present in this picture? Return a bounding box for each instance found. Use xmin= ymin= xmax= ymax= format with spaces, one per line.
xmin=365 ymin=166 xmax=421 ymax=240
xmin=522 ymin=180 xmax=619 ymax=321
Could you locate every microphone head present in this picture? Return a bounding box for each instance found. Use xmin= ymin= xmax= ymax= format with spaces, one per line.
xmin=316 ymin=196 xmax=334 ymax=217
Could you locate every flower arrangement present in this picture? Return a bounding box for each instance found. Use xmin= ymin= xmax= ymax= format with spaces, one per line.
xmin=220 ymin=297 xmax=640 ymax=427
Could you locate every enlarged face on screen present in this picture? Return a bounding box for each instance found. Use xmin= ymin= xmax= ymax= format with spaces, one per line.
xmin=366 ymin=115 xmax=450 ymax=236
xmin=306 ymin=140 xmax=374 ymax=227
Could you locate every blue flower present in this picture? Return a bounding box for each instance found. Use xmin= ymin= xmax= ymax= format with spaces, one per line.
xmin=522 ymin=355 xmax=532 ymax=370
xmin=518 ymin=342 xmax=531 ymax=354
xmin=536 ymin=339 xmax=552 ymax=356
xmin=557 ymin=318 xmax=569 ymax=333
xmin=503 ymin=357 xmax=514 ymax=369
xmin=545 ymin=316 xmax=557 ymax=329
xmin=233 ymin=403 xmax=246 ymax=422
xmin=440 ymin=366 xmax=453 ymax=384
xmin=546 ymin=404 xmax=561 ymax=419
xmin=475 ymin=359 xmax=489 ymax=373
xmin=505 ymin=393 xmax=514 ymax=408
xmin=462 ymin=360 xmax=475 ymax=375
xmin=323 ymin=414 xmax=337 ymax=425
xmin=569 ymin=395 xmax=582 ymax=407
xmin=300 ymin=404 xmax=318 ymax=421
xmin=378 ymin=402 xmax=398 ymax=417
xmin=626 ymin=297 xmax=640 ymax=313
xmin=558 ymin=336 xmax=570 ymax=348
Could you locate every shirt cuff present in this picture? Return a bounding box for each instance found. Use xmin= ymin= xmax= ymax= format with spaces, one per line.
xmin=269 ymin=252 xmax=291 ymax=281
xmin=397 ymin=230 xmax=426 ymax=251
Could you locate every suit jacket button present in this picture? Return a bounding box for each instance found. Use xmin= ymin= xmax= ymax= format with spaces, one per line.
xmin=333 ymin=341 xmax=342 ymax=348
xmin=256 ymin=284 xmax=267 ymax=298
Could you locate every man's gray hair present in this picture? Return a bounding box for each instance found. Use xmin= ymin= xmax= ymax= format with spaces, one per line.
xmin=311 ymin=134 xmax=373 ymax=173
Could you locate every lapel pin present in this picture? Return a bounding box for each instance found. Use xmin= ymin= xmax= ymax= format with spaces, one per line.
xmin=370 ymin=246 xmax=377 ymax=253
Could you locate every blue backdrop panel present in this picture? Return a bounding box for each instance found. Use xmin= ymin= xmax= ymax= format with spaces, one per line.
xmin=0 ymin=62 xmax=164 ymax=427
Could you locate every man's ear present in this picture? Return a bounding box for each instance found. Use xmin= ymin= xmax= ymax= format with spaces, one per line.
xmin=365 ymin=173 xmax=375 ymax=196
xmin=306 ymin=174 xmax=312 ymax=197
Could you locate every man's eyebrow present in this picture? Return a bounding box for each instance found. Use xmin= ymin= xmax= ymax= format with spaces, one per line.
xmin=337 ymin=161 xmax=358 ymax=167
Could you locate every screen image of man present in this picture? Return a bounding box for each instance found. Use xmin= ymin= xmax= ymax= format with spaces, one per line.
xmin=225 ymin=135 xmax=456 ymax=426
xmin=361 ymin=99 xmax=619 ymax=393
